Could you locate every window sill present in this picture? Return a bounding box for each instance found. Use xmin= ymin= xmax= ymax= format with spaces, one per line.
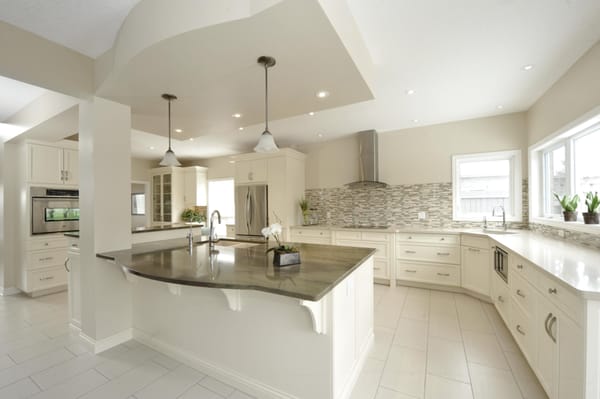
xmin=531 ymin=217 xmax=600 ymax=235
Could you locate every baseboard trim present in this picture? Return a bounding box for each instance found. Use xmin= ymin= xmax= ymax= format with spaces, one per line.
xmin=395 ymin=280 xmax=493 ymax=303
xmin=133 ymin=329 xmax=293 ymax=399
xmin=0 ymin=286 xmax=20 ymax=296
xmin=80 ymin=328 xmax=133 ymax=354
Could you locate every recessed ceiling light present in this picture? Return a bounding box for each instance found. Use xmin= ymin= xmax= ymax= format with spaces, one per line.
xmin=189 ymin=138 xmax=194 ymax=141
xmin=412 ymin=119 xmax=419 ymax=123
xmin=232 ymin=113 xmax=242 ymax=118
xmin=406 ymin=89 xmax=415 ymax=95
xmin=497 ymin=105 xmax=504 ymax=110
xmin=522 ymin=64 xmax=534 ymax=71
xmin=308 ymin=112 xmax=315 ymax=116
xmin=317 ymin=133 xmax=323 ymax=138
xmin=238 ymin=127 xmax=244 ymax=131
xmin=316 ymin=91 xmax=330 ymax=99
xmin=174 ymin=128 xmax=183 ymax=133
xmin=149 ymin=146 xmax=155 ymax=150
xmin=228 ymin=160 xmax=236 ymax=164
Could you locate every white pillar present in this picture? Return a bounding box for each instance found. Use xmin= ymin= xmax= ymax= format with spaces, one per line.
xmin=78 ymin=97 xmax=132 ymax=347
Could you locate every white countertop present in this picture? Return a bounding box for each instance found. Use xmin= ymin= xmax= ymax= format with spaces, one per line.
xmin=292 ymin=225 xmax=600 ymax=299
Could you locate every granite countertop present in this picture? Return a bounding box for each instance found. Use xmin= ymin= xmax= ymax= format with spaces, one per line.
xmin=65 ymin=223 xmax=206 ymax=238
xmin=97 ymin=238 xmax=376 ymax=301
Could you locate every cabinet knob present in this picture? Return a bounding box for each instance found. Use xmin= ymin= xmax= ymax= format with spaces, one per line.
xmin=497 ymin=295 xmax=505 ymax=303
xmin=248 ymin=172 xmax=253 ymax=181
xmin=548 ymin=287 xmax=557 ymax=294
xmin=516 ymin=289 xmax=526 ymax=298
xmin=516 ymin=325 xmax=525 ymax=335
xmin=517 ymin=264 xmax=523 ymax=269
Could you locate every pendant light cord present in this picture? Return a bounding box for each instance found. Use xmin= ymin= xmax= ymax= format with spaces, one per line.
xmin=167 ymin=99 xmax=172 ymax=150
xmin=264 ymin=63 xmax=269 ymax=132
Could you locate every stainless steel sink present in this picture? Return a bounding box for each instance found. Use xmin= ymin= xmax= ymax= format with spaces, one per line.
xmin=482 ymin=229 xmax=518 ymax=235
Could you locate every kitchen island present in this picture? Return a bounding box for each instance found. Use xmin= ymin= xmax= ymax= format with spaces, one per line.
xmin=98 ymin=240 xmax=375 ymax=399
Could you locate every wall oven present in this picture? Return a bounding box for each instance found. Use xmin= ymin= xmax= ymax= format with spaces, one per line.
xmin=494 ymin=246 xmax=508 ymax=283
xmin=31 ymin=187 xmax=79 ymax=235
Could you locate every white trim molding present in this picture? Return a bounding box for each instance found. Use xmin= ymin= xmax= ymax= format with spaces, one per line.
xmin=0 ymin=286 xmax=21 ymax=296
xmin=80 ymin=328 xmax=133 ymax=354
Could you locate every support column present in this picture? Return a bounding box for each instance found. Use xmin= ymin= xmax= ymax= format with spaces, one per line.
xmin=78 ymin=97 xmax=132 ymax=349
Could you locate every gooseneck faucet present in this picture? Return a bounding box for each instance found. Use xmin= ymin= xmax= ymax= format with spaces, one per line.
xmin=209 ymin=210 xmax=222 ymax=252
xmin=491 ymin=205 xmax=507 ymax=230
xmin=186 ymin=225 xmax=194 ymax=253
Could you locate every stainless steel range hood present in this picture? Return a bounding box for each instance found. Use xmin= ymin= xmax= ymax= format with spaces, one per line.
xmin=346 ymin=130 xmax=388 ymax=189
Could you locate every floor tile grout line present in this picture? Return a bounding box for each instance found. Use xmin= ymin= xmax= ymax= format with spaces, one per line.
xmin=28 ymin=375 xmax=44 ymax=393
xmin=454 ymin=293 xmax=478 ymax=399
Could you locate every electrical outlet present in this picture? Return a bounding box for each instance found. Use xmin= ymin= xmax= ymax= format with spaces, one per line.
xmin=418 ymin=211 xmax=427 ymax=220
xmin=557 ymin=229 xmax=565 ymax=238
xmin=326 ymin=211 xmax=331 ymax=219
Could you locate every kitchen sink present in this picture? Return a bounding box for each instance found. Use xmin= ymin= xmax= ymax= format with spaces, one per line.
xmin=482 ymin=229 xmax=518 ymax=235
xmin=342 ymin=225 xmax=391 ymax=229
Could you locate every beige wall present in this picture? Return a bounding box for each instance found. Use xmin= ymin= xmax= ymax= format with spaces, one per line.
xmin=131 ymin=157 xmax=155 ymax=182
xmin=527 ymin=41 xmax=600 ymax=146
xmin=301 ymin=113 xmax=527 ymax=188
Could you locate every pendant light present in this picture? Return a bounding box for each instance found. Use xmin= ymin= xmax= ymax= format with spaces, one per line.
xmin=159 ymin=93 xmax=182 ymax=167
xmin=254 ymin=56 xmax=279 ymax=153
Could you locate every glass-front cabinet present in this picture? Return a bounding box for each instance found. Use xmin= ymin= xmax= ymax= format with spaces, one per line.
xmin=151 ymin=168 xmax=183 ymax=225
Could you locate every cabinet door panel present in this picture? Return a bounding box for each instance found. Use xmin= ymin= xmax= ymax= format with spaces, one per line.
xmin=461 ymin=246 xmax=490 ymax=297
xmin=29 ymin=144 xmax=63 ymax=184
xmin=63 ymin=149 xmax=79 ymax=185
xmin=537 ymin=296 xmax=558 ymax=399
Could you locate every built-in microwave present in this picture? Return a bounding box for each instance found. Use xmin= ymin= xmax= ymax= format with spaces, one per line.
xmin=31 ymin=187 xmax=79 ymax=235
xmin=494 ymin=246 xmax=508 ymax=283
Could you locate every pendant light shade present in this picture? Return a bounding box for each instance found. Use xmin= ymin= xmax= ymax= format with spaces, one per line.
xmin=159 ymin=93 xmax=182 ymax=167
xmin=254 ymin=56 xmax=279 ymax=153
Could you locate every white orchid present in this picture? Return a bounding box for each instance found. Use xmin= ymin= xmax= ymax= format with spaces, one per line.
xmin=262 ymin=222 xmax=297 ymax=253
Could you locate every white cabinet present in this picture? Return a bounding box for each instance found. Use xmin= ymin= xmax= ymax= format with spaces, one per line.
xmin=491 ymin=271 xmax=510 ymax=324
xmin=235 ymin=159 xmax=267 ymax=184
xmin=151 ymin=167 xmax=184 ymax=225
xmin=233 ymin=149 xmax=306 ymax=239
xmin=183 ymin=166 xmax=207 ymax=208
xmin=536 ymin=295 xmax=584 ymax=399
xmin=396 ymin=233 xmax=461 ymax=287
xmin=28 ymin=143 xmax=78 ymax=186
xmin=461 ymin=235 xmax=491 ymax=297
xmin=19 ymin=235 xmax=68 ymax=295
xmin=290 ymin=227 xmax=332 ymax=244
xmin=66 ymin=237 xmax=81 ymax=329
xmin=334 ymin=230 xmax=394 ymax=281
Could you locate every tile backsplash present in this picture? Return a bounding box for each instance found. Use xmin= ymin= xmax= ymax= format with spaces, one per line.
xmin=304 ymin=180 xmax=529 ymax=229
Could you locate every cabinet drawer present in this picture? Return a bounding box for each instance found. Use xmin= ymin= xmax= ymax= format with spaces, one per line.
xmin=335 ymin=230 xmax=362 ymax=240
xmin=492 ymin=273 xmax=510 ymax=324
xmin=362 ymin=232 xmax=390 ymax=242
xmin=291 ymin=235 xmax=330 ymax=245
xmin=396 ymin=233 xmax=459 ymax=245
xmin=336 ymin=239 xmax=388 ymax=259
xmin=397 ymin=244 xmax=459 ymax=264
xmin=27 ymin=237 xmax=68 ymax=251
xmin=510 ymin=272 xmax=536 ymax=317
xmin=510 ymin=300 xmax=535 ymax=364
xmin=291 ymin=228 xmax=331 ymax=238
xmin=27 ymin=266 xmax=67 ymax=292
xmin=510 ymin=255 xmax=539 ymax=286
xmin=396 ymin=261 xmax=460 ymax=286
xmin=26 ymin=249 xmax=68 ymax=270
xmin=461 ymin=235 xmax=489 ymax=249
xmin=538 ymin=272 xmax=583 ymax=325
xmin=373 ymin=259 xmax=389 ymax=279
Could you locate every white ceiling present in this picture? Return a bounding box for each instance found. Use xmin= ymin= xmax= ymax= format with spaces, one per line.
xmin=0 ymin=0 xmax=140 ymax=58
xmin=1 ymin=0 xmax=600 ymax=162
xmin=0 ymin=75 xmax=46 ymax=121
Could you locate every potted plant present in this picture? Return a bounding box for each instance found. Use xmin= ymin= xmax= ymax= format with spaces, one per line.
xmin=261 ymin=223 xmax=300 ymax=266
xmin=181 ymin=208 xmax=205 ymax=223
xmin=299 ymin=198 xmax=310 ymax=225
xmin=583 ymin=192 xmax=599 ymax=224
xmin=553 ymin=193 xmax=579 ymax=222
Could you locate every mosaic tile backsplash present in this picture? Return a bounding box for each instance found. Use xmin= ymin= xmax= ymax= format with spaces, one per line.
xmin=304 ymin=180 xmax=529 ymax=230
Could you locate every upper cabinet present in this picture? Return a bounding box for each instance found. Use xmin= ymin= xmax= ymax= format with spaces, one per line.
xmin=183 ymin=166 xmax=207 ymax=208
xmin=234 ymin=159 xmax=267 ymax=184
xmin=28 ymin=143 xmax=79 ymax=186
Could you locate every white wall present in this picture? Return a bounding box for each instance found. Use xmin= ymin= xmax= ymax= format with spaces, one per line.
xmin=527 ymin=41 xmax=600 ymax=146
xmin=300 ymin=112 xmax=527 ymax=188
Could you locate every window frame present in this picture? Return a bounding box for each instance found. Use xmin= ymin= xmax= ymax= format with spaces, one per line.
xmin=529 ymin=107 xmax=600 ymax=233
xmin=452 ymin=149 xmax=522 ymax=222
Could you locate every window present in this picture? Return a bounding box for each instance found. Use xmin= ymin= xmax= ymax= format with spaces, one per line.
xmin=539 ymin=121 xmax=600 ymax=219
xmin=207 ymin=179 xmax=235 ymax=236
xmin=452 ymin=150 xmax=522 ymax=221
xmin=131 ymin=193 xmax=145 ymax=215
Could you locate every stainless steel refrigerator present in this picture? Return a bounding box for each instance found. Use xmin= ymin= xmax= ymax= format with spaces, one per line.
xmin=235 ymin=184 xmax=268 ymax=237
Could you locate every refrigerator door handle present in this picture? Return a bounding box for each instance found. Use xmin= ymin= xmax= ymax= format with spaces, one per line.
xmin=248 ymin=191 xmax=254 ymax=227
xmin=245 ymin=189 xmax=251 ymax=233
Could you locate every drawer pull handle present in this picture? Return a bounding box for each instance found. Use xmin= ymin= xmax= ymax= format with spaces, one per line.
xmin=437 ymin=272 xmax=450 ymax=277
xmin=405 ymin=250 xmax=416 ymax=254
xmin=404 ymin=269 xmax=417 ymax=273
xmin=39 ymin=276 xmax=54 ymax=281
xmin=548 ymin=288 xmax=557 ymax=294
xmin=374 ymin=267 xmax=381 ymax=271
xmin=517 ymin=264 xmax=523 ymax=269
xmin=407 ymin=236 xmax=412 ymax=239
xmin=516 ymin=325 xmax=525 ymax=335
xmin=516 ymin=289 xmax=526 ymax=298
xmin=64 ymin=257 xmax=70 ymax=272
xmin=468 ymin=247 xmax=480 ymax=252
xmin=44 ymin=242 xmax=49 ymax=246
xmin=437 ymin=252 xmax=450 ymax=256
xmin=39 ymin=257 xmax=53 ymax=262
xmin=440 ymin=238 xmax=445 ymax=241
xmin=319 ymin=232 xmax=323 ymax=235
xmin=497 ymin=295 xmax=505 ymax=303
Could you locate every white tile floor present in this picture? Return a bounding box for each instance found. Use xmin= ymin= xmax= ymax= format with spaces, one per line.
xmin=0 ymin=285 xmax=548 ymax=399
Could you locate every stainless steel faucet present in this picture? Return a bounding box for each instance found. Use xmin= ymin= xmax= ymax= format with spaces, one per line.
xmin=491 ymin=205 xmax=507 ymax=230
xmin=209 ymin=210 xmax=222 ymax=252
xmin=186 ymin=225 xmax=194 ymax=253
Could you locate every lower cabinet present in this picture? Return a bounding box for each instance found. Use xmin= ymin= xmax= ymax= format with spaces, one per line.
xmin=66 ymin=238 xmax=81 ymax=329
xmin=491 ymin=272 xmax=510 ymax=324
xmin=20 ymin=236 xmax=68 ymax=295
xmin=290 ymin=227 xmax=331 ymax=245
xmin=334 ymin=231 xmax=393 ymax=280
xmin=460 ymin=235 xmax=491 ymax=297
